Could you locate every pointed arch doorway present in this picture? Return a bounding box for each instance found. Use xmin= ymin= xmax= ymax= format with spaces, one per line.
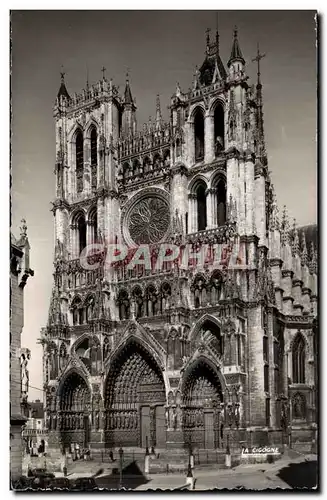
xmin=58 ymin=372 xmax=91 ymax=450
xmin=182 ymin=359 xmax=224 ymax=449
xmin=104 ymin=340 xmax=166 ymax=448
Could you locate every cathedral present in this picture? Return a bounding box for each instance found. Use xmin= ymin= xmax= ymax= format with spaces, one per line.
xmin=41 ymin=27 xmax=318 ymax=454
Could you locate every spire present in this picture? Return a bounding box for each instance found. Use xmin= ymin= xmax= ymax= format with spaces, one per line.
xmin=301 ymin=231 xmax=308 ymax=266
xmin=291 ymin=219 xmax=300 ymax=256
xmin=57 ymin=67 xmax=70 ymax=101
xmin=215 ymin=12 xmax=219 ymax=55
xmin=280 ymin=206 xmax=291 ymax=246
xmin=309 ymin=241 xmax=317 ymax=274
xmin=227 ymin=26 xmax=245 ymax=67
xmin=205 ymin=28 xmax=211 ymax=55
xmin=252 ymin=43 xmax=267 ymax=163
xmin=269 ymin=189 xmax=280 ymax=231
xmin=124 ymin=71 xmax=133 ymax=105
xmin=155 ymin=94 xmax=162 ymax=130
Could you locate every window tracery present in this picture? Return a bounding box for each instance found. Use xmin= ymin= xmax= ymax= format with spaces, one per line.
xmin=75 ymin=130 xmax=84 ymax=193
xmin=292 ymin=333 xmax=306 ymax=384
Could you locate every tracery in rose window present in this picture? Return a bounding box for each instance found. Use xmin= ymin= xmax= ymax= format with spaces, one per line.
xmin=128 ymin=196 xmax=170 ymax=245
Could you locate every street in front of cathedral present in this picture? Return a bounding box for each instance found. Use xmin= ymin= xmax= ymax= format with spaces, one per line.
xmin=10 ymin=10 xmax=318 ymax=492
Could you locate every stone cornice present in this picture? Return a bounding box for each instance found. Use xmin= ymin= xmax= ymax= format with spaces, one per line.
xmin=282 ymin=295 xmax=294 ymax=303
xmin=225 ymin=147 xmax=241 ymax=160
xmin=171 ymin=163 xmax=188 ymax=177
xmin=269 ymin=258 xmax=283 ymax=268
xmin=292 ymin=278 xmax=303 ymax=287
xmin=282 ymin=270 xmax=294 ymax=279
xmin=239 ymin=234 xmax=259 ymax=245
xmin=51 ymin=198 xmax=70 ymax=213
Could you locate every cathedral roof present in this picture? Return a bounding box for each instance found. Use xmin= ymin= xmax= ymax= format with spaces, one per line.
xmin=228 ymin=27 xmax=245 ymax=67
xmin=199 ymin=54 xmax=227 ymax=86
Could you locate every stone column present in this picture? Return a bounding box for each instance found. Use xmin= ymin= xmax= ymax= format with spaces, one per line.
xmin=187 ymin=122 xmax=195 ymax=166
xmin=204 ymin=113 xmax=214 ymax=164
xmin=254 ymin=170 xmax=266 ymax=246
xmin=238 ymin=156 xmax=246 ymax=236
xmin=171 ymin=165 xmax=188 ymax=232
xmin=206 ymin=188 xmax=213 ymax=229
xmin=189 ymin=194 xmax=197 ymax=233
xmin=245 ymin=153 xmax=255 ymax=235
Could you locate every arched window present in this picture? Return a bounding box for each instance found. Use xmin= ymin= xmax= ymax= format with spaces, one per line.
xmin=90 ymin=128 xmax=97 ymax=190
xmin=118 ymin=290 xmax=130 ymax=320
xmin=77 ymin=214 xmax=87 ymax=255
xmin=132 ymin=287 xmax=144 ymax=319
xmin=76 ymin=130 xmax=84 ymax=193
xmin=292 ymin=334 xmax=306 ymax=383
xmin=72 ymin=297 xmax=82 ymax=326
xmin=133 ymin=159 xmax=140 ymax=176
xmin=216 ymin=180 xmax=226 ymax=226
xmin=194 ymin=109 xmax=205 ymax=161
xmin=214 ymin=104 xmax=224 ymax=156
xmin=196 ymin=183 xmax=207 ymax=231
xmin=89 ymin=208 xmax=97 ymax=245
xmin=85 ymin=295 xmax=95 ymax=323
xmin=143 ymin=156 xmax=151 ymax=173
xmin=160 ymin=282 xmax=171 ymax=313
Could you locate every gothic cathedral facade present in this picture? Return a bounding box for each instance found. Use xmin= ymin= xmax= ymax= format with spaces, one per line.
xmin=42 ymin=29 xmax=318 ymax=452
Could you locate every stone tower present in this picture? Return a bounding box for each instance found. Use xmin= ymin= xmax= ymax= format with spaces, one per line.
xmin=41 ymin=28 xmax=317 ymax=454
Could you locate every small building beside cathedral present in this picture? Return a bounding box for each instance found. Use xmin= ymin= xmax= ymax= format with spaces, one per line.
xmin=10 ymin=222 xmax=33 ymax=481
xmin=41 ymin=28 xmax=318 ymax=455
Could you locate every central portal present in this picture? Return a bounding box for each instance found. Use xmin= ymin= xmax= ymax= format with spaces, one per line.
xmin=104 ymin=340 xmax=166 ymax=448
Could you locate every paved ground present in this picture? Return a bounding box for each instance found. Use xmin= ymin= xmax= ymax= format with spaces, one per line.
xmin=53 ymin=452 xmax=318 ymax=491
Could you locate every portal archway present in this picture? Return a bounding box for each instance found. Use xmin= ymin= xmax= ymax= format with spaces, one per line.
xmin=104 ymin=340 xmax=166 ymax=448
xmin=182 ymin=358 xmax=224 ymax=449
xmin=58 ymin=371 xmax=91 ymax=449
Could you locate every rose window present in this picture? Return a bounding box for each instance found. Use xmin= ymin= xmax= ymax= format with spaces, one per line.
xmin=128 ymin=196 xmax=170 ymax=245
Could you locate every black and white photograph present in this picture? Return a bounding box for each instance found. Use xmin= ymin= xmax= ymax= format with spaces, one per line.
xmin=9 ymin=9 xmax=318 ymax=491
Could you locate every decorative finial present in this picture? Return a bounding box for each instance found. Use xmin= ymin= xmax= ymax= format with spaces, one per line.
xmin=234 ymin=25 xmax=238 ymax=38
xmin=291 ymin=219 xmax=300 ymax=256
xmin=101 ymin=66 xmax=106 ymax=80
xmin=309 ymin=241 xmax=317 ymax=274
xmin=281 ymin=206 xmax=290 ymax=246
xmin=20 ymin=218 xmax=27 ymax=238
xmin=86 ymin=65 xmax=89 ymax=91
xmin=301 ymin=231 xmax=308 ymax=266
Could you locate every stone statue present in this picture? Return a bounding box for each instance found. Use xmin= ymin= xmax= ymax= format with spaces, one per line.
xmin=21 ymin=352 xmax=30 ymax=397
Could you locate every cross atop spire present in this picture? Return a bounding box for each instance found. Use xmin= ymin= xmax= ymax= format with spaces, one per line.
xmin=215 ymin=13 xmax=219 ymax=54
xmin=252 ymin=43 xmax=266 ymax=85
xmin=206 ymin=27 xmax=211 ymax=48
xmin=60 ymin=65 xmax=65 ymax=82
xmin=101 ymin=66 xmax=106 ymax=80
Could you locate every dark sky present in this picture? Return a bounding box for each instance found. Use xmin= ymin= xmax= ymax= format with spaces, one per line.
xmin=11 ymin=10 xmax=317 ymax=400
